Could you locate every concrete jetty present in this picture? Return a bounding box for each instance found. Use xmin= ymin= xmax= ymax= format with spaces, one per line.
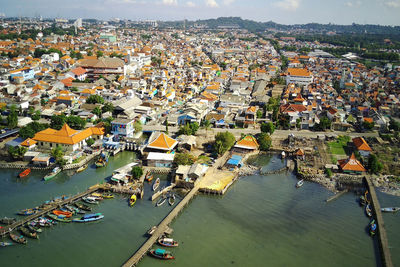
xmin=151 ymin=183 xmax=175 ymax=201
xmin=364 ymin=177 xmax=393 ymax=267
xmin=325 ymin=189 xmax=348 ymax=202
xmin=0 ymin=184 xmax=105 ymax=238
xmin=122 ymin=183 xmax=201 ymax=267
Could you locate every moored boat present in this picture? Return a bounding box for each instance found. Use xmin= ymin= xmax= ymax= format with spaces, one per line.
xmin=156 ymin=196 xmax=167 ymax=207
xmin=168 ymin=194 xmax=175 ymax=206
xmin=0 ymin=241 xmax=14 ymax=247
xmin=74 ymin=202 xmax=92 ymax=211
xmin=158 ymin=237 xmax=179 ymax=247
xmin=18 ymin=209 xmax=37 ymax=216
xmin=76 ymin=164 xmax=88 ymax=173
xmin=129 ymin=194 xmax=137 ymax=206
xmin=53 ymin=210 xmax=73 ymax=218
xmin=149 ymin=248 xmax=175 ymax=260
xmin=82 ymin=196 xmax=99 ymax=204
xmin=10 ymin=233 xmax=27 ymax=244
xmin=153 ymin=177 xmax=160 ymax=191
xmin=44 ymin=167 xmax=61 ymax=181
xmin=145 ymin=172 xmax=153 ymax=182
xmin=95 ymin=152 xmax=109 ymax=168
xmin=0 ymin=217 xmax=16 ymax=225
xmin=28 ymin=224 xmax=42 ymax=233
xmin=359 ymin=195 xmax=366 ymax=206
xmin=65 ymin=205 xmax=85 ymax=214
xmin=369 ymin=219 xmax=377 ymax=236
xmin=296 ymin=179 xmax=304 ymax=188
xmin=92 ymin=192 xmax=114 ymax=199
xmin=381 ymin=207 xmax=400 ymax=213
xmin=72 ymin=213 xmax=104 ymax=223
xmin=19 ymin=168 xmax=31 ymax=178
xmin=366 ymin=204 xmax=373 ymax=217
xmin=20 ymin=226 xmax=39 ymax=239
xmin=47 ymin=213 xmax=72 ymax=223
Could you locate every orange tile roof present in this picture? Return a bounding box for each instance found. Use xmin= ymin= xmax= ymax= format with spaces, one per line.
xmin=338 ymin=153 xmax=366 ymax=172
xmin=287 ymin=68 xmax=311 ymax=77
xmin=363 ymin=117 xmax=373 ymax=123
xmin=147 ymin=132 xmax=178 ymax=151
xmin=295 ymin=148 xmax=305 ymax=156
xmin=20 ymin=138 xmax=37 ymax=147
xmin=352 ymin=137 xmax=372 ymax=151
xmin=235 ymin=135 xmax=259 ymax=150
xmin=71 ymin=67 xmax=86 ymax=76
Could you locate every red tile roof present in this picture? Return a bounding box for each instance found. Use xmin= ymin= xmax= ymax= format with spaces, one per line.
xmin=352 ymin=137 xmax=372 ymax=151
xmin=338 ymin=153 xmax=366 ymax=172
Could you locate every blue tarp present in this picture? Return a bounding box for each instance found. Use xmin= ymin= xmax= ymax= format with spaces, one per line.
xmin=227 ymin=155 xmax=243 ymax=166
xmin=5 ymin=137 xmax=25 ymax=147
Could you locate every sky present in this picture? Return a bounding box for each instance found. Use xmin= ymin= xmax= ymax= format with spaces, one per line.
xmin=1 ymin=0 xmax=400 ymax=25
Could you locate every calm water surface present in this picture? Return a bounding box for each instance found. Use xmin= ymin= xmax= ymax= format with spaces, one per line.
xmin=1 ymin=152 xmax=399 ymax=267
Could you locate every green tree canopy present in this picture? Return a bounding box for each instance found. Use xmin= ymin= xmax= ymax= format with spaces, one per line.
xmin=86 ymin=95 xmax=105 ymax=104
xmin=261 ymin=122 xmax=275 ymax=134
xmin=102 ymin=102 xmax=114 ymax=113
xmin=86 ymin=138 xmax=95 ymax=146
xmin=134 ymin=120 xmax=142 ymax=133
xmin=368 ymin=154 xmax=383 ymax=174
xmin=257 ymin=133 xmax=272 ymax=151
xmin=214 ymin=131 xmax=236 ymax=155
xmin=131 ymin=166 xmax=143 ymax=179
xmin=174 ymin=153 xmax=196 ymax=166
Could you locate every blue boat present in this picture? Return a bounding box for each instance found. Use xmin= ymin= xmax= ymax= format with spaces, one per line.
xmin=72 ymin=213 xmax=104 ymax=223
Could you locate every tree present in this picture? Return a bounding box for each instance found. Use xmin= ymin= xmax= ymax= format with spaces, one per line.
xmin=86 ymin=138 xmax=95 ymax=147
xmin=96 ymin=51 xmax=103 ymax=58
xmin=214 ymin=131 xmax=236 ymax=155
xmin=51 ymin=145 xmax=66 ymax=166
xmin=261 ymin=122 xmax=275 ymax=134
xmin=256 ymin=109 xmax=263 ymax=119
xmin=174 ymin=153 xmax=195 ymax=166
xmin=190 ymin=122 xmax=199 ymax=135
xmin=92 ymin=107 xmax=102 ymax=118
xmin=7 ymin=106 xmax=18 ymax=128
xmin=50 ymin=114 xmax=67 ymax=130
xmin=66 ymin=116 xmax=86 ymax=130
xmin=131 ymin=166 xmax=143 ymax=179
xmin=8 ymin=146 xmax=27 ymax=160
xmin=296 ymin=118 xmax=301 ymax=129
xmin=165 ymin=118 xmax=169 ymax=134
xmin=314 ymin=116 xmax=331 ymax=131
xmin=257 ymin=133 xmax=272 ymax=151
xmin=368 ymin=154 xmax=383 ymax=174
xmin=178 ymin=123 xmax=192 ymax=135
xmin=102 ymin=102 xmax=114 ymax=114
xmin=134 ymin=120 xmax=142 ymax=133
xmin=19 ymin=126 xmax=36 ymax=139
xmin=363 ymin=121 xmax=375 ymax=130
xmin=32 ymin=110 xmax=41 ymax=121
xmin=86 ymin=95 xmax=104 ymax=104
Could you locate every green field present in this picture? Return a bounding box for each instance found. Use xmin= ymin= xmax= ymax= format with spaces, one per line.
xmin=327 ymin=136 xmax=350 ymax=155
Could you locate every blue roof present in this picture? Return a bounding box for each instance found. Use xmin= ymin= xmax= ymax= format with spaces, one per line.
xmin=155 ymin=248 xmax=166 ymax=255
xmin=6 ymin=137 xmax=25 ymax=147
xmin=227 ymin=155 xmax=243 ymax=166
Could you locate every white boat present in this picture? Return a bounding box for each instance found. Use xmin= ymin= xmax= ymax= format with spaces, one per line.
xmin=281 ymin=151 xmax=286 ymax=159
xmin=152 ymin=177 xmax=160 ymax=191
xmin=43 ymin=167 xmax=61 ymax=181
xmin=381 ymin=207 xmax=400 ymax=213
xmin=168 ymin=194 xmax=175 ymax=206
xmin=156 ymin=197 xmax=167 ymax=207
xmin=296 ymin=179 xmax=304 ymax=188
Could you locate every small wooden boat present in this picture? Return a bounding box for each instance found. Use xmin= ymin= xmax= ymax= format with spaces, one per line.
xmin=369 ymin=219 xmax=377 ymax=236
xmin=381 ymin=207 xmax=400 ymax=213
xmin=19 ymin=168 xmax=31 ymax=178
xmin=129 ymin=194 xmax=137 ymax=207
xmin=28 ymin=224 xmax=42 ymax=233
xmin=53 ymin=210 xmax=73 ymax=218
xmin=0 ymin=217 xmax=16 ymax=225
xmin=65 ymin=205 xmax=85 ymax=214
xmin=149 ymin=248 xmax=175 ymax=260
xmin=76 ymin=164 xmax=88 ymax=173
xmin=95 ymin=152 xmax=109 ymax=168
xmin=158 ymin=237 xmax=179 ymax=247
xmin=296 ymin=179 xmax=304 ymax=188
xmin=92 ymin=192 xmax=114 ymax=199
xmin=82 ymin=196 xmax=99 ymax=204
xmin=10 ymin=233 xmax=27 ymax=244
xmin=147 ymin=226 xmax=157 ymax=235
xmin=156 ymin=196 xmax=167 ymax=207
xmin=73 ymin=213 xmax=104 ymax=223
xmin=168 ymin=194 xmax=175 ymax=206
xmin=88 ymin=195 xmax=103 ymax=201
xmin=74 ymin=202 xmax=92 ymax=211
xmin=366 ymin=204 xmax=373 ymax=217
xmin=18 ymin=209 xmax=37 ymax=216
xmin=20 ymin=226 xmax=39 ymax=239
xmin=153 ymin=177 xmax=160 ymax=191
xmin=1 ymin=241 xmax=14 ymax=247
xmin=145 ymin=172 xmax=153 ymax=182
xmin=47 ymin=213 xmax=72 ymax=223
xmin=44 ymin=167 xmax=61 ymax=181
xmin=359 ymin=195 xmax=366 ymax=206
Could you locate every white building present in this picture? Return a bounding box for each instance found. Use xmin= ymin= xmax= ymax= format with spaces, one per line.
xmin=286 ymin=68 xmax=313 ymax=86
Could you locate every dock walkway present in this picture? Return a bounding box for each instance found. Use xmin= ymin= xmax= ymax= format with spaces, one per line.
xmin=0 ymin=184 xmax=105 ymax=237
xmin=364 ymin=177 xmax=393 ymax=267
xmin=122 ymin=183 xmax=201 ymax=267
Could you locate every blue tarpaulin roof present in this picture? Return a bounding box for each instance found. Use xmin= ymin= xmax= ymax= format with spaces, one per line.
xmin=227 ymin=155 xmax=243 ymax=166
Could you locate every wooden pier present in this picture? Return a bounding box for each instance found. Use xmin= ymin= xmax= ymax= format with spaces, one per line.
xmin=0 ymin=184 xmax=105 ymax=238
xmin=364 ymin=177 xmax=393 ymax=267
xmin=325 ymin=189 xmax=348 ymax=202
xmin=122 ymin=183 xmax=201 ymax=267
xmin=151 ymin=183 xmax=175 ymax=201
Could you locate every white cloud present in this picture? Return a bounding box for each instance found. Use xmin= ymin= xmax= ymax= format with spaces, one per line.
xmin=345 ymin=1 xmax=362 ymax=7
xmin=205 ymin=0 xmax=219 ymax=8
xmin=162 ymin=0 xmax=178 ymax=6
xmin=223 ymin=0 xmax=235 ymax=5
xmin=385 ymin=1 xmax=400 ymax=7
xmin=273 ymin=0 xmax=300 ymax=11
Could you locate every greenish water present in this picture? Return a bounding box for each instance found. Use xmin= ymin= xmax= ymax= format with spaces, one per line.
xmin=1 ymin=152 xmax=399 ymax=267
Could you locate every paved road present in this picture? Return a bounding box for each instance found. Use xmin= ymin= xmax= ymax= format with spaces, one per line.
xmin=142 ymin=125 xmax=379 ymax=138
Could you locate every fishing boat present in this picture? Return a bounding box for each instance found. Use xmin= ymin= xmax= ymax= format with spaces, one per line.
xmin=92 ymin=192 xmax=114 ymax=199
xmin=129 ymin=194 xmax=137 ymax=206
xmin=65 ymin=205 xmax=85 ymax=214
xmin=295 ymin=179 xmax=304 ymax=188
xmin=53 ymin=210 xmax=73 ymax=218
xmin=47 ymin=213 xmax=72 ymax=223
xmin=0 ymin=217 xmax=16 ymax=225
xmin=381 ymin=207 xmax=400 ymax=213
xmin=147 ymin=226 xmax=157 ymax=235
xmin=153 ymin=177 xmax=160 ymax=191
xmin=28 ymin=224 xmax=42 ymax=233
xmin=149 ymin=248 xmax=175 ymax=260
xmin=145 ymin=172 xmax=154 ymax=182
xmin=168 ymin=194 xmax=176 ymax=206
xmin=74 ymin=202 xmax=92 ymax=211
xmin=156 ymin=196 xmax=167 ymax=207
xmin=281 ymin=151 xmax=286 ymax=159
xmin=95 ymin=152 xmax=109 ymax=168
xmin=0 ymin=241 xmax=14 ymax=247
xmin=10 ymin=233 xmax=27 ymax=244
xmin=18 ymin=168 xmax=31 ymax=178
xmin=82 ymin=196 xmax=99 ymax=204
xmin=20 ymin=226 xmax=39 ymax=239
xmin=72 ymin=213 xmax=104 ymax=223
xmin=44 ymin=167 xmax=61 ymax=181
xmin=158 ymin=237 xmax=179 ymax=247
xmin=369 ymin=219 xmax=377 ymax=236
xmin=365 ymin=204 xmax=373 ymax=217
xmin=359 ymin=195 xmax=366 ymax=206
xmin=76 ymin=164 xmax=88 ymax=173
xmin=18 ymin=209 xmax=37 ymax=216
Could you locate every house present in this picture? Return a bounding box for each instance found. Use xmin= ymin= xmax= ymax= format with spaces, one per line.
xmin=286 ymin=68 xmax=313 ymax=86
xmin=352 ymin=137 xmax=372 ymax=157
xmin=145 ymin=132 xmax=178 ymax=153
xmin=146 ymin=152 xmax=175 ymax=168
xmin=66 ymin=67 xmax=87 ymax=81
xmin=32 ymin=124 xmax=104 ymax=152
xmin=10 ymin=67 xmax=35 ymax=82
xmin=20 ymin=138 xmax=37 ymax=150
xmin=111 ymin=118 xmax=135 ymax=138
xmin=79 ymin=58 xmax=126 ymax=79
xmin=337 ymin=153 xmax=366 ymax=174
xmin=233 ymin=135 xmax=259 ymax=153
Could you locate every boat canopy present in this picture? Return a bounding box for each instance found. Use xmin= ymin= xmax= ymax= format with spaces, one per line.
xmin=155 ymin=248 xmax=166 ymax=255
xmin=163 ymin=238 xmax=174 ymax=243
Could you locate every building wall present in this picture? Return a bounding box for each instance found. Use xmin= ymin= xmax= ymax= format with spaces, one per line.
xmin=286 ymin=75 xmax=313 ymax=86
xmin=147 ymin=160 xmax=173 ymax=168
xmin=111 ymin=121 xmax=134 ymax=137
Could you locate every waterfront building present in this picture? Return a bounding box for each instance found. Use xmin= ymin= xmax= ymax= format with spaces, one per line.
xmin=352 ymin=137 xmax=372 ymax=157
xmin=233 ymin=135 xmax=259 ymax=153
xmin=111 ymin=118 xmax=135 ymax=138
xmin=146 ymin=152 xmax=175 ymax=168
xmin=145 ymin=132 xmax=178 ymax=153
xmin=338 ymin=153 xmax=366 ymax=174
xmin=32 ymin=124 xmax=104 ymax=152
